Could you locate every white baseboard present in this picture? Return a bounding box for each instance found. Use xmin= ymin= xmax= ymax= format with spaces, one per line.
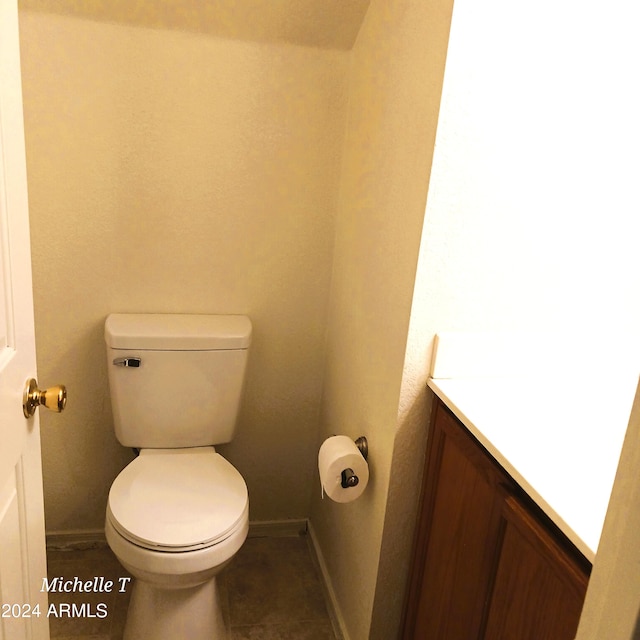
xmin=307 ymin=521 xmax=349 ymax=640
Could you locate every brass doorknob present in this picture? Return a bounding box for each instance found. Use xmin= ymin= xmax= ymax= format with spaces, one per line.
xmin=23 ymin=378 xmax=67 ymax=418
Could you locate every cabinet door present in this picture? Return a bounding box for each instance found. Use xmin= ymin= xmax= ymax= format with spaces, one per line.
xmin=483 ymin=495 xmax=590 ymax=640
xmin=403 ymin=401 xmax=512 ymax=639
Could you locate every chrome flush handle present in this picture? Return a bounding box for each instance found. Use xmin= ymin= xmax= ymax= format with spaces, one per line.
xmin=113 ymin=357 xmax=142 ymax=368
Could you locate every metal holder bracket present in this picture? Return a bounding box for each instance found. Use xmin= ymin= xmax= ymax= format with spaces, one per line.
xmin=354 ymin=436 xmax=368 ymax=461
xmin=339 ymin=435 xmax=368 ymax=489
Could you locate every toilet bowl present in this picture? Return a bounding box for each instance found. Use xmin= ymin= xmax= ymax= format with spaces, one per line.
xmin=106 ymin=448 xmax=249 ymax=639
xmin=103 ymin=314 xmax=252 ymax=640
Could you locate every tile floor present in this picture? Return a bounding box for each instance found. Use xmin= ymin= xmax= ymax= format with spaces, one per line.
xmin=46 ymin=535 xmax=339 ymax=640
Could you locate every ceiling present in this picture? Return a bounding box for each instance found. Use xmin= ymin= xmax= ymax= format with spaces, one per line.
xmin=19 ymin=0 xmax=372 ymax=50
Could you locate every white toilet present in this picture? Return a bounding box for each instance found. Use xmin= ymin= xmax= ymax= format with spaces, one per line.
xmin=103 ymin=313 xmax=252 ymax=640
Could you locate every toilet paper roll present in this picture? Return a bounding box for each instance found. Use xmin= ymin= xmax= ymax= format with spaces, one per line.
xmin=318 ymin=435 xmax=369 ymax=503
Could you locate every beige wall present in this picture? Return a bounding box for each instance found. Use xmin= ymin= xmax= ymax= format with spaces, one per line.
xmin=308 ymin=0 xmax=454 ymax=638
xmin=18 ymin=7 xmax=348 ymax=532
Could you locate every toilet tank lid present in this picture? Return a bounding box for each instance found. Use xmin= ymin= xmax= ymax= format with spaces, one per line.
xmin=104 ymin=314 xmax=252 ymax=350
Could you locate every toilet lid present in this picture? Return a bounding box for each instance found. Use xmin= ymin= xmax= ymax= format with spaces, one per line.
xmin=108 ymin=448 xmax=248 ymax=551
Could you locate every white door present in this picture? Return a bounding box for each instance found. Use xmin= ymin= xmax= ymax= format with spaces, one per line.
xmin=0 ymin=1 xmax=50 ymax=638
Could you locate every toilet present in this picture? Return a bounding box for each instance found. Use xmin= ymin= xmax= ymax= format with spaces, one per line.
xmin=103 ymin=313 xmax=252 ymax=640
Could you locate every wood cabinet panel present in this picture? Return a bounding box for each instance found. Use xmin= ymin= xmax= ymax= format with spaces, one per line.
xmin=402 ymin=397 xmax=591 ymax=640
xmin=403 ymin=400 xmax=510 ymax=639
xmin=483 ymin=495 xmax=589 ymax=640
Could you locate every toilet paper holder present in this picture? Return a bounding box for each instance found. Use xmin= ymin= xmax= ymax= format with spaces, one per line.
xmin=340 ymin=436 xmax=368 ymax=489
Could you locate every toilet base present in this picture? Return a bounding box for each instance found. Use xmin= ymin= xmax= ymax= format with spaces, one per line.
xmin=123 ymin=576 xmax=227 ymax=640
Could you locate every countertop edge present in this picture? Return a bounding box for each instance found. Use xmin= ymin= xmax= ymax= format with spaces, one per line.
xmin=427 ymin=377 xmax=596 ymax=562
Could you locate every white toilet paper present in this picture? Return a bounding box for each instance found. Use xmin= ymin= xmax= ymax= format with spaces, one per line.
xmin=318 ymin=435 xmax=369 ymax=503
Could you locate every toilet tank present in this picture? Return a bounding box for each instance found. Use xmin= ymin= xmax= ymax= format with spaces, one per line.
xmin=104 ymin=314 xmax=252 ymax=448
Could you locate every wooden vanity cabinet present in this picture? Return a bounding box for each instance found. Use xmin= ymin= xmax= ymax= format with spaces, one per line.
xmin=402 ymin=398 xmax=591 ymax=640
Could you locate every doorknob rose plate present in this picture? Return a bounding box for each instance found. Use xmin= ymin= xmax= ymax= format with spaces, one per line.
xmin=23 ymin=378 xmax=67 ymax=418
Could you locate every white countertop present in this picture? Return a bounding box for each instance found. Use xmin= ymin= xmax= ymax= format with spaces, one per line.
xmin=428 ymin=332 xmax=640 ymax=562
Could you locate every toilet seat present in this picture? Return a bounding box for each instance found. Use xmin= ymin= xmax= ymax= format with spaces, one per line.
xmin=107 ymin=447 xmax=248 ymax=553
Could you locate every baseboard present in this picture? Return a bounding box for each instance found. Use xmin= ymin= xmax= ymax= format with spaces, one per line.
xmin=46 ymin=529 xmax=107 ymax=551
xmin=307 ymin=521 xmax=349 ymax=640
xmin=247 ymin=519 xmax=308 ymax=538
xmin=45 ymin=519 xmax=309 ymax=551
